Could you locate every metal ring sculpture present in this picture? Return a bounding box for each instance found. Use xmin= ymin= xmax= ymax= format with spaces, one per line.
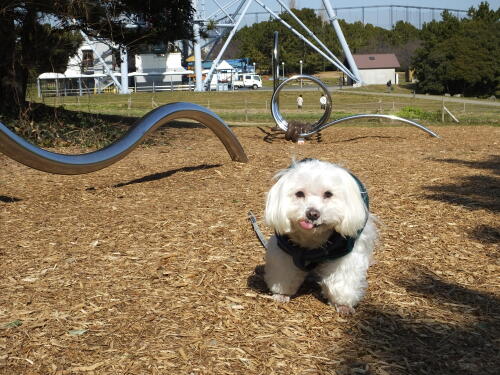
xmin=271 ymin=75 xmax=439 ymax=138
xmin=0 ymin=102 xmax=248 ymax=175
xmin=271 ymin=74 xmax=332 ymax=132
xmin=270 ymin=31 xmax=439 ymax=139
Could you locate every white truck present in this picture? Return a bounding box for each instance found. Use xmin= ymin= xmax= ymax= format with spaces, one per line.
xmin=233 ymin=74 xmax=262 ymax=90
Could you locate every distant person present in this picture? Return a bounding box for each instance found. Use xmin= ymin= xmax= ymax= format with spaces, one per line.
xmin=320 ymin=94 xmax=327 ymax=109
xmin=386 ymin=80 xmax=392 ymax=92
xmin=297 ymin=94 xmax=303 ymax=109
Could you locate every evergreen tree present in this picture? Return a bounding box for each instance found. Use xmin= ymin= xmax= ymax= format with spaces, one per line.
xmin=412 ymin=2 xmax=499 ymax=97
xmin=0 ymin=0 xmax=194 ymax=116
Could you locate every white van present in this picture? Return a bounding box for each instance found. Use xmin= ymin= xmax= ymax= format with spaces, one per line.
xmin=233 ymin=74 xmax=262 ymax=89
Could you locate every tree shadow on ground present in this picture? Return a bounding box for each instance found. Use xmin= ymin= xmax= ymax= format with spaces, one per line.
xmin=424 ymin=155 xmax=500 ymax=245
xmin=431 ymin=155 xmax=500 ymax=175
xmin=470 ymin=225 xmax=500 ymax=247
xmin=323 ymin=268 xmax=500 ymax=375
xmin=424 ymin=155 xmax=499 ymax=212
xmin=424 ymin=174 xmax=500 ymax=212
xmin=111 ymin=164 xmax=221 ymax=188
xmin=0 ymin=195 xmax=21 ymax=203
xmin=330 ymin=135 xmax=402 ymax=143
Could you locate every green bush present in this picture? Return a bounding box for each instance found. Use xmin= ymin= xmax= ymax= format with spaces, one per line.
xmin=396 ymin=106 xmax=439 ymax=121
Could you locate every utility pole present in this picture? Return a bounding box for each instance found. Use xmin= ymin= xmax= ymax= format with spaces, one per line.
xmin=120 ymin=47 xmax=129 ymax=94
xmin=192 ymin=0 xmax=204 ymax=91
xmin=321 ymin=0 xmax=362 ymax=84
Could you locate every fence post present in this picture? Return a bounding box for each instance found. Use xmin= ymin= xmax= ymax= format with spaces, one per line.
xmin=378 ymin=99 xmax=383 ymax=122
xmin=441 ymin=96 xmax=445 ymax=123
xmin=245 ymin=99 xmax=248 ymax=122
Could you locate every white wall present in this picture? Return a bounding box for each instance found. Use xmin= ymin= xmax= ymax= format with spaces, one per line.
xmin=135 ymin=54 xmax=167 ymax=73
xmin=359 ymin=68 xmax=397 ymax=85
xmin=65 ymin=40 xmax=115 ymax=75
xmin=136 ymin=52 xmax=183 ymax=73
xmin=166 ymin=53 xmax=182 ymax=71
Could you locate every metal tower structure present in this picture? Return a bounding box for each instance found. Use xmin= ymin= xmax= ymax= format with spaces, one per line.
xmin=189 ymin=0 xmax=362 ymax=91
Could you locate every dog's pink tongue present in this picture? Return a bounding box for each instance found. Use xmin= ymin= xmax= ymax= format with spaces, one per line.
xmin=299 ymin=220 xmax=314 ymax=230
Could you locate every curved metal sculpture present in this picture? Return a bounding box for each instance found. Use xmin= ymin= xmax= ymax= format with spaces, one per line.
xmin=272 ymin=31 xmax=280 ymax=95
xmin=0 ymin=102 xmax=248 ymax=175
xmin=270 ymin=75 xmax=440 ymax=139
xmin=271 ymin=74 xmax=332 ymax=132
xmin=300 ymin=113 xmax=440 ymax=138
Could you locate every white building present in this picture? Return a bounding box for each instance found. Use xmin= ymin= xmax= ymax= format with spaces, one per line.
xmin=133 ymin=52 xmax=190 ymax=90
xmin=65 ymin=40 xmax=117 ymax=76
xmin=38 ymin=39 xmax=193 ymax=96
xmin=351 ymin=54 xmax=401 ymax=85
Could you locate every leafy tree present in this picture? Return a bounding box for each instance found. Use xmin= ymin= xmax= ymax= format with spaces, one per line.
xmin=235 ymin=8 xmax=342 ymax=74
xmin=412 ymin=2 xmax=499 ymax=97
xmin=234 ymin=9 xmax=421 ymax=74
xmin=0 ymin=1 xmax=194 ymax=116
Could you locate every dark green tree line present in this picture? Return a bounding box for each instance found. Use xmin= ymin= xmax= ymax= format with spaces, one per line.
xmin=234 ymin=9 xmax=420 ymax=74
xmin=0 ymin=0 xmax=194 ymax=116
xmin=412 ymin=2 xmax=499 ymax=97
xmin=235 ymin=8 xmax=342 ymax=75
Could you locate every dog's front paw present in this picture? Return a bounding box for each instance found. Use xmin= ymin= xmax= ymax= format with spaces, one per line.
xmin=334 ymin=304 xmax=356 ymax=315
xmin=272 ymin=294 xmax=291 ymax=303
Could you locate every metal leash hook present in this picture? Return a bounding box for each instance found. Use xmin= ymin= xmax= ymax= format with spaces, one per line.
xmin=0 ymin=102 xmax=248 ymax=175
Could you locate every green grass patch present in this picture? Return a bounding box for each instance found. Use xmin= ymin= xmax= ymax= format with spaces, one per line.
xmin=11 ymin=88 xmax=497 ymax=148
xmin=395 ymin=106 xmax=440 ymax=121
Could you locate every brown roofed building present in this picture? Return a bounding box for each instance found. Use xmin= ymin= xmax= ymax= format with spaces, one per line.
xmin=349 ymin=53 xmax=401 ymax=86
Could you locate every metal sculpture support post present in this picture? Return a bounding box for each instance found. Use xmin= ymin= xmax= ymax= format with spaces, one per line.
xmin=272 ymin=31 xmax=280 ymax=95
xmin=0 ymin=102 xmax=248 ymax=175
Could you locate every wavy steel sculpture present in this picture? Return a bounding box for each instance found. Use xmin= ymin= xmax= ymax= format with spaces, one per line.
xmin=0 ymin=102 xmax=248 ymax=175
xmin=271 ymin=75 xmax=440 ymax=139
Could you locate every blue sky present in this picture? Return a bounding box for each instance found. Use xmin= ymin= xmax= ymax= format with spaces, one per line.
xmin=202 ymin=1 xmax=499 ymax=29
xmin=203 ymin=1 xmax=500 ymax=17
xmin=294 ymin=1 xmax=499 ymax=11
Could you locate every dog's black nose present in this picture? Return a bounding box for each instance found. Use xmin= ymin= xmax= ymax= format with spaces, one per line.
xmin=306 ymin=208 xmax=320 ymax=221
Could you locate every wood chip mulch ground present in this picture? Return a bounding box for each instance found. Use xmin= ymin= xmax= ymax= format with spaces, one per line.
xmin=1 ymin=125 xmax=499 ymax=375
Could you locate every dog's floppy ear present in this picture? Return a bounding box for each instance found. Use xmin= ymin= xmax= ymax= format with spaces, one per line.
xmin=265 ymin=169 xmax=292 ymax=234
xmin=336 ymin=171 xmax=369 ymax=237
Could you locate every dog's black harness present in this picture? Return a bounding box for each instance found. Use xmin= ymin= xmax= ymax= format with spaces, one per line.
xmin=276 ymin=167 xmax=370 ymax=272
xmin=275 ymin=231 xmax=358 ymax=271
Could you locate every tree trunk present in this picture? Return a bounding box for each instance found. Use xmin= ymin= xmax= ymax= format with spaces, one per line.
xmin=0 ymin=12 xmax=27 ymax=116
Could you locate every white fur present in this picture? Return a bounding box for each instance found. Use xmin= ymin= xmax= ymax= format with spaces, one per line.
xmin=263 ymin=159 xmax=378 ymax=313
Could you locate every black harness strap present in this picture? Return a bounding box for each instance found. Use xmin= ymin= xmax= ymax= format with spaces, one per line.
xmin=276 ymin=231 xmax=356 ymax=271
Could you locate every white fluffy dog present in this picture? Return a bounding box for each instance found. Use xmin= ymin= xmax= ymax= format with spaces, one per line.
xmin=263 ymin=158 xmax=377 ymax=314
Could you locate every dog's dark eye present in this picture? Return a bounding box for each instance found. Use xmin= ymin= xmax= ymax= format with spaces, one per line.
xmin=295 ymin=191 xmax=305 ymax=198
xmin=323 ymin=191 xmax=333 ymax=199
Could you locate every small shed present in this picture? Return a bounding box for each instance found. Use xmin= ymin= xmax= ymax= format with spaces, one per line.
xmin=352 ymin=54 xmax=400 ymax=85
xmin=215 ymin=60 xmax=235 ymax=83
